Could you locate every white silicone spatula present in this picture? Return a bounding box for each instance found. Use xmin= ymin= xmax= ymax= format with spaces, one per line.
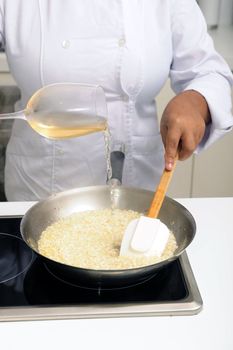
xmin=120 ymin=156 xmax=178 ymax=258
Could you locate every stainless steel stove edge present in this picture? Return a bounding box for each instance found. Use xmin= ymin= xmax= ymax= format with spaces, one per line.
xmin=0 ymin=252 xmax=203 ymax=322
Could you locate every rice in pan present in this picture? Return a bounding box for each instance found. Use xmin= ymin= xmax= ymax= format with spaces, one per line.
xmin=38 ymin=208 xmax=177 ymax=270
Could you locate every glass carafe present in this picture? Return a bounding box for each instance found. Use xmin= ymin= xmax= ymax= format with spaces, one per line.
xmin=0 ymin=83 xmax=108 ymax=139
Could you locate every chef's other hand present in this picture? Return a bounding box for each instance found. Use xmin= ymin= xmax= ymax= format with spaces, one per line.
xmin=160 ymin=90 xmax=211 ymax=171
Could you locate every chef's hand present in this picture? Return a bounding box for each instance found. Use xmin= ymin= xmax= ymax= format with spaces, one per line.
xmin=160 ymin=90 xmax=211 ymax=170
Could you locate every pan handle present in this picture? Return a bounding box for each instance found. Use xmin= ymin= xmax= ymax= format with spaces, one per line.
xmin=108 ymin=142 xmax=125 ymax=186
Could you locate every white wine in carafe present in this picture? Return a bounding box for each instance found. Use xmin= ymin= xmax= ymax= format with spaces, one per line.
xmin=26 ymin=111 xmax=107 ymax=139
xmin=0 ymin=83 xmax=109 ymax=139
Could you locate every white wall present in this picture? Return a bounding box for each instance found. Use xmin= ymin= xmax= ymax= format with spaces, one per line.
xmin=219 ymin=0 xmax=233 ymax=24
xmin=198 ymin=0 xmax=233 ymax=25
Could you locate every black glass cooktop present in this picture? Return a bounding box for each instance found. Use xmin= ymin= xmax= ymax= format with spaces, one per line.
xmin=0 ymin=217 xmax=202 ymax=321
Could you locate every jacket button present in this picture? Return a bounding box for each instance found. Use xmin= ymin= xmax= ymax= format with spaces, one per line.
xmin=62 ymin=40 xmax=70 ymax=49
xmin=118 ymin=38 xmax=126 ymax=47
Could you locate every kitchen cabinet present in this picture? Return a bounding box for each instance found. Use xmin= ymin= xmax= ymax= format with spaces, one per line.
xmin=0 ymin=53 xmax=16 ymax=86
xmin=0 ymin=57 xmax=19 ymax=200
xmin=0 ymin=86 xmax=21 ymax=200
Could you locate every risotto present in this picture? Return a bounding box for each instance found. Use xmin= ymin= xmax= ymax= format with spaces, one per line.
xmin=38 ymin=208 xmax=178 ymax=270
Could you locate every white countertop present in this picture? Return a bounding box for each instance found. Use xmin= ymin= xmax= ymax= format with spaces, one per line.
xmin=0 ymin=197 xmax=232 ymax=350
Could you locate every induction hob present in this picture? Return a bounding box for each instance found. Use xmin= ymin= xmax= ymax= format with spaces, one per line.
xmin=0 ymin=217 xmax=203 ymax=322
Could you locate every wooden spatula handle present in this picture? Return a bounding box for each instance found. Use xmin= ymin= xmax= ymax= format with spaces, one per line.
xmin=147 ymin=156 xmax=178 ymax=218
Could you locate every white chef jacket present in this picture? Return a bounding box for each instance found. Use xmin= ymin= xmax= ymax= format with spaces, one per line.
xmin=0 ymin=0 xmax=232 ymax=201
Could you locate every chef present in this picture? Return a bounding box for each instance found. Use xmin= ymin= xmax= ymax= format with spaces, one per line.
xmin=0 ymin=0 xmax=232 ymax=201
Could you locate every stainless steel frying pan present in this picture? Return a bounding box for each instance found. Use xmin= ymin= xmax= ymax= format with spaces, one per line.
xmin=20 ymin=151 xmax=196 ymax=289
